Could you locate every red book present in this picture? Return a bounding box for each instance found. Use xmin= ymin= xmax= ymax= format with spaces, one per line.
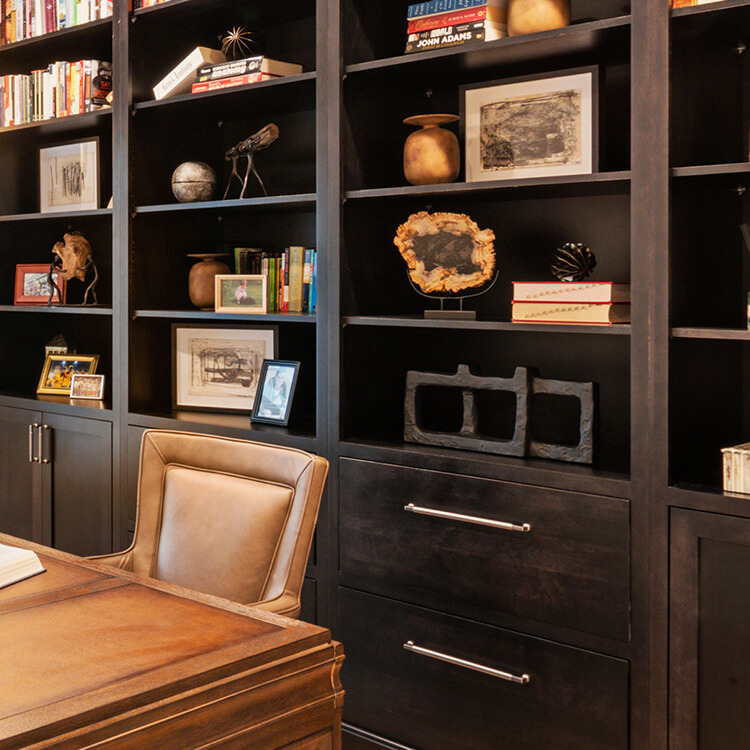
xmin=190 ymin=72 xmax=277 ymax=93
xmin=407 ymin=5 xmax=506 ymax=33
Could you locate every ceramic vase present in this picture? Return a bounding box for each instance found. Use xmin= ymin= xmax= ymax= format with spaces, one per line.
xmin=403 ymin=114 xmax=460 ymax=186
xmin=187 ymin=253 xmax=230 ymax=310
xmin=507 ymin=0 xmax=571 ymax=36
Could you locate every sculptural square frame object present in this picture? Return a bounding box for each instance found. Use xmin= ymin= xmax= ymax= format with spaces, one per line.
xmin=461 ymin=67 xmax=598 ymax=182
xmin=39 ymin=138 xmax=99 ymax=213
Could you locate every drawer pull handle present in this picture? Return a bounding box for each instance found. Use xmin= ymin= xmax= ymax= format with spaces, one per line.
xmin=404 ymin=641 xmax=530 ymax=684
xmin=29 ymin=423 xmax=39 ymax=463
xmin=404 ymin=503 xmax=530 ymax=533
xmin=40 ymin=425 xmax=50 ymax=464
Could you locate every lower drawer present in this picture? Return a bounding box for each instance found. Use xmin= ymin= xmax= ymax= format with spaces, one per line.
xmin=339 ymin=587 xmax=629 ymax=750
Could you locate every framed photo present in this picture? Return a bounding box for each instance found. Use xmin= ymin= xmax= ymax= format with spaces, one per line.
xmin=39 ymin=138 xmax=99 ymax=213
xmin=14 ymin=264 xmax=66 ymax=305
xmin=215 ymin=274 xmax=267 ymax=314
xmin=461 ymin=68 xmax=598 ymax=182
xmin=70 ymin=373 xmax=105 ymax=400
xmin=251 ymin=360 xmax=300 ymax=426
xmin=37 ymin=354 xmax=99 ymax=395
xmin=172 ymin=324 xmax=277 ymax=412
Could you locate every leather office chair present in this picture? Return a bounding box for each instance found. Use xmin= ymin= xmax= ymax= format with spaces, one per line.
xmin=92 ymin=429 xmax=328 ymax=618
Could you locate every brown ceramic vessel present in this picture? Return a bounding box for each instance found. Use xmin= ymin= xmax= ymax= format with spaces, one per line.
xmin=403 ymin=114 xmax=460 ymax=186
xmin=187 ymin=253 xmax=231 ymax=310
xmin=507 ymin=0 xmax=571 ymax=36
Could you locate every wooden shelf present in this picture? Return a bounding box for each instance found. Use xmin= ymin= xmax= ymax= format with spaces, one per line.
xmin=133 ymin=309 xmax=316 ymax=322
xmin=672 ymin=162 xmax=750 ymax=177
xmin=133 ymin=194 xmax=316 ymax=215
xmin=0 ymin=208 xmax=112 ymax=223
xmin=0 ymin=305 xmax=113 ymax=315
xmin=672 ymin=0 xmax=750 ymax=18
xmin=132 ymin=0 xmax=313 ymax=26
xmin=0 ymin=17 xmax=111 ymax=55
xmin=0 ymin=108 xmax=112 ymax=136
xmin=0 ymin=391 xmax=112 ymax=418
xmin=671 ymin=327 xmax=750 ymax=340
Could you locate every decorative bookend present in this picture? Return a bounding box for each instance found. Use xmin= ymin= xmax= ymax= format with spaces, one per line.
xmin=404 ymin=364 xmax=596 ymax=464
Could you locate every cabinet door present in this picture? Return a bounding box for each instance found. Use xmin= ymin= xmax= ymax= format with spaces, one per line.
xmin=0 ymin=406 xmax=41 ymax=542
xmin=671 ymin=509 xmax=750 ymax=750
xmin=42 ymin=414 xmax=112 ymax=556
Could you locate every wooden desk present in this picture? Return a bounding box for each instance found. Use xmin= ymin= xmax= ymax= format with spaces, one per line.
xmin=0 ymin=534 xmax=344 ymax=750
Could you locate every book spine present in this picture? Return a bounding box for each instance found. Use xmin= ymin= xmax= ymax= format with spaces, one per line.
xmin=287 ymin=245 xmax=305 ymax=313
xmin=282 ymin=249 xmax=289 ymax=312
xmin=405 ymin=23 xmax=486 ymax=53
xmin=191 ymin=72 xmax=265 ymax=93
xmin=310 ymin=250 xmax=317 ymax=313
xmin=196 ymin=56 xmax=263 ymax=81
xmin=302 ymin=248 xmax=312 ymax=313
xmin=407 ymin=0 xmax=489 ymax=19
xmin=407 ymin=5 xmax=503 ymax=32
xmin=153 ymin=47 xmax=203 ymax=100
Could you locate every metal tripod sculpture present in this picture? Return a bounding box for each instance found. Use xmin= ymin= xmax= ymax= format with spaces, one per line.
xmin=223 ymin=123 xmax=280 ymax=199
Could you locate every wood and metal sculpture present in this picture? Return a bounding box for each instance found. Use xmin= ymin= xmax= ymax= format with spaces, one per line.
xmin=223 ymin=123 xmax=280 ymax=200
xmin=551 ymin=241 xmax=596 ymax=281
xmin=48 ymin=231 xmax=99 ymax=306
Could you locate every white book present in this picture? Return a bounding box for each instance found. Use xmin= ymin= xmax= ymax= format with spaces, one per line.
xmin=153 ymin=46 xmax=227 ymax=100
xmin=0 ymin=543 xmax=45 ymax=589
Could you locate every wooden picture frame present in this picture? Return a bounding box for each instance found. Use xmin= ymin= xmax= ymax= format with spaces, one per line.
xmin=172 ymin=324 xmax=277 ymax=412
xmin=37 ymin=354 xmax=99 ymax=395
xmin=39 ymin=137 xmax=100 ymax=213
xmin=460 ymin=67 xmax=599 ymax=183
xmin=215 ymin=274 xmax=267 ymax=314
xmin=14 ymin=264 xmax=66 ymax=305
xmin=251 ymin=360 xmax=300 ymax=426
xmin=70 ymin=373 xmax=105 ymax=400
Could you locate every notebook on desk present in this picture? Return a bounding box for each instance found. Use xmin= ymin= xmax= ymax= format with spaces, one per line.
xmin=0 ymin=543 xmax=46 ymax=589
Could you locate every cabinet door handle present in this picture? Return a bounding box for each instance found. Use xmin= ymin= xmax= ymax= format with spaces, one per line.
xmin=29 ymin=423 xmax=39 ymax=462
xmin=404 ymin=641 xmax=530 ymax=684
xmin=404 ymin=503 xmax=531 ymax=533
xmin=40 ymin=425 xmax=50 ymax=464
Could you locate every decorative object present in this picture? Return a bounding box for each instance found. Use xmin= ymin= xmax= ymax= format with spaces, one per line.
xmin=223 ymin=123 xmax=280 ymax=199
xmin=171 ymin=161 xmax=217 ymax=202
xmin=39 ymin=138 xmax=99 ymax=213
xmin=14 ymin=264 xmax=66 ymax=305
xmin=461 ymin=67 xmax=597 ymax=182
xmin=44 ymin=334 xmax=68 ymax=357
xmin=551 ymin=241 xmax=597 ymax=281
xmin=221 ymin=25 xmax=255 ymax=60
xmin=187 ymin=253 xmax=231 ymax=309
xmin=404 ymin=364 xmax=595 ymax=464
xmin=70 ymin=373 xmax=105 ymax=400
xmin=507 ymin=0 xmax=571 ymax=36
xmin=172 ymin=324 xmax=277 ymax=412
xmin=394 ymin=212 xmax=496 ymax=318
xmin=721 ymin=442 xmax=750 ymax=494
xmin=49 ymin=231 xmax=99 ymax=305
xmin=215 ymin=274 xmax=267 ymax=314
xmin=37 ymin=353 xmax=99 ymax=396
xmin=251 ymin=360 xmax=300 ymax=425
xmin=403 ymin=114 xmax=460 ymax=186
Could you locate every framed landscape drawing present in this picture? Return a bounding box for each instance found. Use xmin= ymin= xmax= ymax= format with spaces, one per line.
xmin=461 ymin=68 xmax=598 ymax=182
xmin=172 ymin=324 xmax=277 ymax=412
xmin=39 ymin=138 xmax=99 ymax=213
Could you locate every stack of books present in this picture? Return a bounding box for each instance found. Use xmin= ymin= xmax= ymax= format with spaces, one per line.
xmin=671 ymin=0 xmax=721 ymax=7
xmin=722 ymin=442 xmax=750 ymax=494
xmin=404 ymin=0 xmax=508 ymax=55
xmin=235 ymin=246 xmax=318 ymax=314
xmin=1 ymin=0 xmax=112 ymax=45
xmin=511 ymin=281 xmax=631 ymax=325
xmin=191 ymin=55 xmax=303 ymax=94
xmin=0 ymin=59 xmax=110 ymax=126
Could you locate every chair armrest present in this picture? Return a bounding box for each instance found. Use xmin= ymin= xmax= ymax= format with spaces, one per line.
xmin=251 ymin=591 xmax=301 ymax=619
xmin=88 ymin=550 xmax=134 ymax=570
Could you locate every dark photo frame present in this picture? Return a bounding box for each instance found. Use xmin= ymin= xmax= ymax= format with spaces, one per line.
xmin=251 ymin=359 xmax=300 ymax=426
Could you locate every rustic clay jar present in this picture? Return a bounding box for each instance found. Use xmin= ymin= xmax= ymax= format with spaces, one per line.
xmin=187 ymin=253 xmax=230 ymax=310
xmin=507 ymin=0 xmax=571 ymax=36
xmin=403 ymin=114 xmax=460 ymax=186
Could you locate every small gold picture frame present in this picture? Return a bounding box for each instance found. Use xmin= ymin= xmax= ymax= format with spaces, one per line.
xmin=37 ymin=354 xmax=99 ymax=395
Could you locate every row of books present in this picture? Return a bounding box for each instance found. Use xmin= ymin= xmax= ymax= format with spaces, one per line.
xmin=0 ymin=59 xmax=110 ymax=127
xmin=511 ymin=281 xmax=631 ymax=324
xmin=132 ymin=0 xmax=169 ymax=8
xmin=722 ymin=443 xmax=750 ymax=495
xmin=1 ymin=0 xmax=112 ymax=46
xmin=234 ymin=247 xmax=318 ymax=314
xmin=405 ymin=0 xmax=508 ymax=54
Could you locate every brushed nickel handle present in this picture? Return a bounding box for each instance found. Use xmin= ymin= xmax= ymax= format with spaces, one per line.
xmin=404 ymin=641 xmax=530 ymax=684
xmin=404 ymin=503 xmax=531 ymax=533
xmin=40 ymin=425 xmax=50 ymax=464
xmin=29 ymin=424 xmax=39 ymax=462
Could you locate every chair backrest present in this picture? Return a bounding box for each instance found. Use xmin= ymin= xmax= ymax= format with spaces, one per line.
xmin=123 ymin=430 xmax=327 ymax=617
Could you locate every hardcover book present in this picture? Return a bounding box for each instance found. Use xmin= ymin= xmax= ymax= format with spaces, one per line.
xmin=512 ymin=282 xmax=631 ymax=303
xmin=405 ymin=20 xmax=504 ymax=52
xmin=191 ymin=72 xmax=277 ymax=93
xmin=407 ymin=4 xmax=507 ymax=32
xmin=153 ymin=46 xmax=226 ymax=100
xmin=511 ymin=302 xmax=631 ymax=324
xmin=196 ymin=56 xmax=302 ymax=82
xmin=0 ymin=543 xmax=45 ymax=589
xmin=407 ymin=0 xmax=507 ymax=19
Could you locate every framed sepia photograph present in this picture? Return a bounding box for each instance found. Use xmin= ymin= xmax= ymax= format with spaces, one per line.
xmin=215 ymin=274 xmax=267 ymax=314
xmin=172 ymin=324 xmax=277 ymax=412
xmin=14 ymin=264 xmax=66 ymax=305
xmin=461 ymin=68 xmax=598 ymax=183
xmin=251 ymin=360 xmax=300 ymax=426
xmin=37 ymin=354 xmax=99 ymax=395
xmin=70 ymin=373 xmax=105 ymax=400
xmin=39 ymin=138 xmax=99 ymax=213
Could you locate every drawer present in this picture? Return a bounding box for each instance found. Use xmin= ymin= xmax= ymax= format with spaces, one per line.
xmin=339 ymin=588 xmax=629 ymax=750
xmin=339 ymin=459 xmax=629 ymax=641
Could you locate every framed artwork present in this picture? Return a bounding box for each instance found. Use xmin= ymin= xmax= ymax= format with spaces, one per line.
xmin=39 ymin=138 xmax=99 ymax=213
xmin=215 ymin=274 xmax=267 ymax=314
xmin=70 ymin=373 xmax=105 ymax=400
xmin=461 ymin=68 xmax=598 ymax=182
xmin=14 ymin=264 xmax=66 ymax=305
xmin=37 ymin=354 xmax=99 ymax=395
xmin=251 ymin=360 xmax=300 ymax=426
xmin=172 ymin=324 xmax=277 ymax=412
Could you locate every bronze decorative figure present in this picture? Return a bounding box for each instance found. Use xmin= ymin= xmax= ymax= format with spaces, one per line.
xmin=48 ymin=231 xmax=99 ymax=306
xmin=223 ymin=123 xmax=280 ymax=200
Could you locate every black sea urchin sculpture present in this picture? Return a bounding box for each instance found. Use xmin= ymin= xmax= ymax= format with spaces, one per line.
xmin=551 ymin=242 xmax=597 ymax=282
xmin=221 ymin=26 xmax=255 ymax=60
